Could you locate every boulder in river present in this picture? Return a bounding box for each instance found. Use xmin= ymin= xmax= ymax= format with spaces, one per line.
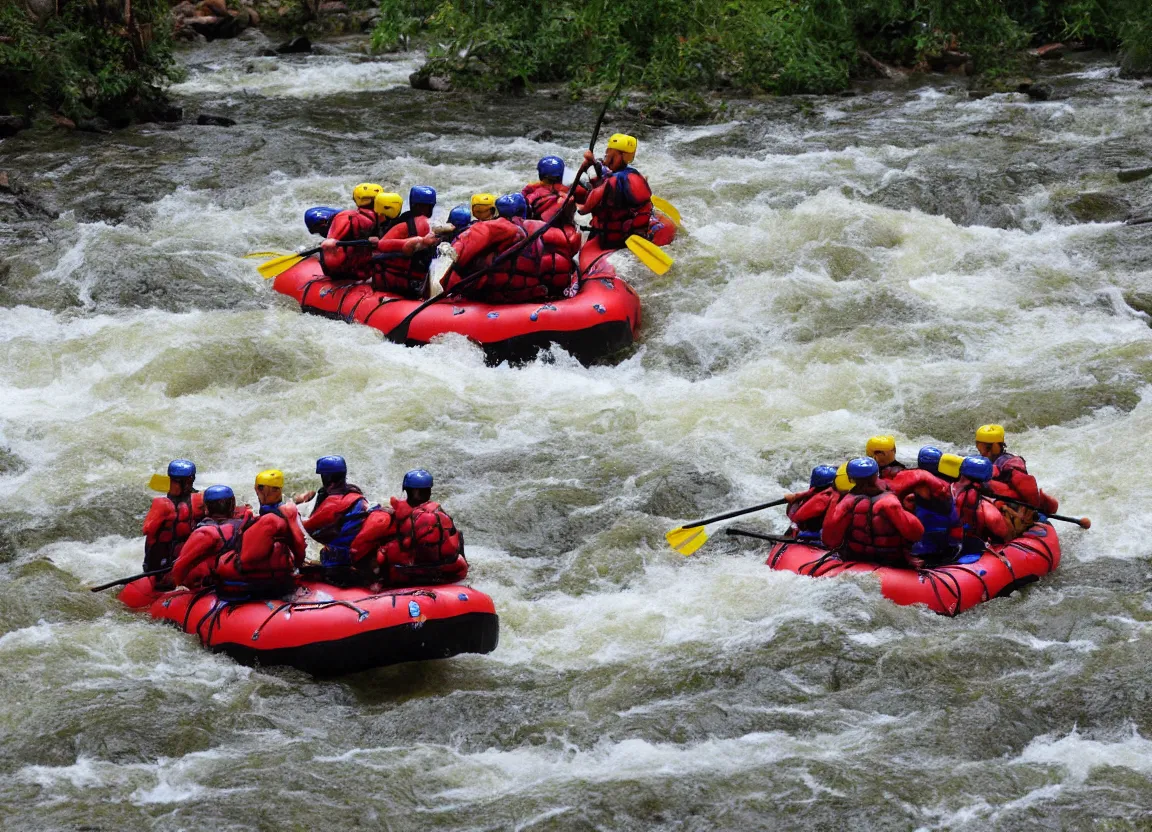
xmin=410 ymin=72 xmax=452 ymax=92
xmin=0 ymin=115 xmax=28 ymax=137
xmin=276 ymin=35 xmax=312 ymax=54
xmin=1026 ymin=83 xmax=1053 ymax=101
xmin=1064 ymin=192 xmax=1130 ymax=223
xmin=196 ymin=113 xmax=237 ymax=126
xmin=1118 ymin=167 xmax=1152 ymax=184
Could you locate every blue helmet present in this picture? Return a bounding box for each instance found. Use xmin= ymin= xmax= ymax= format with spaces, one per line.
xmin=409 ymin=186 xmax=437 ymax=207
xmin=810 ymin=465 xmax=837 ymax=489
xmin=315 ymin=455 xmax=347 ymax=475
xmin=917 ymin=446 xmax=943 ymax=472
xmin=537 ymin=155 xmax=564 ymax=179
xmin=203 ymin=484 xmax=234 ymax=503
xmin=495 ymin=193 xmax=527 ymax=219
xmin=960 ymin=456 xmax=993 ymax=482
xmin=304 ymin=206 xmax=340 ymax=236
xmin=845 ymin=457 xmax=879 ymax=480
xmin=167 ymin=459 xmax=196 ymax=479
xmin=402 ymin=468 xmax=433 ymax=489
xmin=447 ymin=205 xmax=471 ymax=228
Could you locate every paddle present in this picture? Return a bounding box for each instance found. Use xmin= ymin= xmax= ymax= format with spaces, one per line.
xmin=651 ymin=196 xmax=681 ymax=228
xmin=257 ymin=240 xmax=374 ymax=280
xmin=382 ymin=76 xmax=623 ymax=345
xmin=666 ymin=496 xmax=790 ymax=555
xmin=726 ymin=527 xmax=817 ymax=546
xmin=149 ymin=473 xmax=170 ymax=492
xmin=1125 ymin=216 xmax=1152 ymax=227
xmin=980 ymin=489 xmax=1091 ymax=529
xmin=626 ymin=235 xmax=673 ymax=275
xmin=89 ymin=567 xmax=170 ymax=593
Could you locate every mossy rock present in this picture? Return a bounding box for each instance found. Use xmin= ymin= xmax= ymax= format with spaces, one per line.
xmin=1064 ymin=192 xmax=1130 ymax=223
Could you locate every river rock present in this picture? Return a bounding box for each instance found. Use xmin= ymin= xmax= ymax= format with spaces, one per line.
xmin=1026 ymin=83 xmax=1052 ymax=101
xmin=51 ymin=115 xmax=75 ymax=130
xmin=196 ymin=113 xmax=236 ymax=126
xmin=0 ymin=115 xmax=28 ymax=137
xmin=1065 ymin=192 xmax=1130 ymax=223
xmin=410 ymin=71 xmax=452 ymax=92
xmin=76 ymin=117 xmax=113 ymax=134
xmin=318 ymin=0 xmax=347 ymax=12
xmin=1118 ymin=167 xmax=1152 ymax=184
xmin=276 ymin=35 xmax=311 ymax=54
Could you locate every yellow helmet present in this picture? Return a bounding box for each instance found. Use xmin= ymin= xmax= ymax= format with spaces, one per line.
xmin=255 ymin=469 xmax=284 ymax=489
xmin=374 ymin=192 xmax=403 ymax=219
xmin=975 ymin=424 xmax=1006 ymax=444
xmin=865 ymin=435 xmax=896 ymax=454
xmin=471 ymin=193 xmax=496 ymax=209
xmin=835 ymin=462 xmax=855 ymax=493
xmin=607 ymin=133 xmax=638 ymax=156
xmin=352 ymin=182 xmax=384 ymax=208
xmin=938 ymin=454 xmax=964 ymax=480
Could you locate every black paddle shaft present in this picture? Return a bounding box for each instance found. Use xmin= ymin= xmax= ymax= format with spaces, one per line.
xmin=300 ymin=239 xmax=374 ymax=258
xmin=382 ymin=74 xmax=627 ymax=345
xmin=725 ymin=527 xmax=814 ymax=546
xmin=89 ymin=567 xmax=171 ymax=593
xmin=681 ymin=497 xmax=790 ymax=530
xmin=978 ymin=489 xmax=1086 ymax=527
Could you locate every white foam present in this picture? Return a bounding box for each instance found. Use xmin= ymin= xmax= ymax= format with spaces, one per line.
xmin=170 ymin=53 xmax=422 ymax=99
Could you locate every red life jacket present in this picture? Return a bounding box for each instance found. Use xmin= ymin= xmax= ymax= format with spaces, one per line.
xmin=879 ymin=461 xmax=907 ymax=481
xmin=303 ymin=484 xmax=374 ymax=568
xmin=836 ymin=492 xmax=917 ymax=563
xmin=583 ymin=167 xmax=653 ymax=249
xmin=320 ymin=207 xmax=377 ymax=278
xmin=379 ymin=499 xmax=467 ymax=585
xmin=216 ymin=504 xmax=302 ymax=584
xmin=521 ymin=181 xmax=568 ymax=222
xmin=143 ymin=491 xmax=206 ymax=571
xmin=449 ymin=218 xmax=575 ymax=303
xmin=171 ymin=516 xmax=248 ymax=588
xmin=988 ymin=451 xmax=1059 ymax=513
xmin=372 ymin=212 xmax=433 ymax=297
xmin=952 ymin=482 xmax=1012 ymax=542
xmin=786 ymin=487 xmax=839 ymax=535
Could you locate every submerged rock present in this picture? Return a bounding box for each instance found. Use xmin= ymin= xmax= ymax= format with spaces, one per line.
xmin=276 ymin=35 xmax=311 ymax=54
xmin=196 ymin=113 xmax=236 ymax=126
xmin=1118 ymin=167 xmax=1152 ymax=184
xmin=1065 ymin=192 xmax=1130 ymax=223
xmin=0 ymin=115 xmax=28 ymax=138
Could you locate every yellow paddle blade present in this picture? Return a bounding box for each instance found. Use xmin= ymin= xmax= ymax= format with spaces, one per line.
xmin=257 ymin=252 xmax=307 ymax=280
xmin=626 ymin=235 xmax=673 ymax=276
xmin=148 ymin=474 xmax=170 ymax=493
xmin=651 ymin=196 xmax=681 ymax=227
xmin=665 ymin=525 xmax=709 ymax=556
xmin=244 ymin=251 xmax=287 ymax=259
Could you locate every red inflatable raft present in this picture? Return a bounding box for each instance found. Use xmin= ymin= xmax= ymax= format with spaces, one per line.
xmin=120 ymin=577 xmax=499 ymax=676
xmin=761 ymin=523 xmax=1061 ymax=616
xmin=271 ymin=256 xmax=641 ymax=364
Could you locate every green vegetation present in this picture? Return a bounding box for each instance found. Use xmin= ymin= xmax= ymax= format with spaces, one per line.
xmin=374 ymin=0 xmax=1152 ymax=94
xmin=1 ymin=0 xmax=176 ymax=123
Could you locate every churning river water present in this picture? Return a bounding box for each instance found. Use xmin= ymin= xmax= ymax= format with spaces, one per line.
xmin=2 ymin=33 xmax=1152 ymax=830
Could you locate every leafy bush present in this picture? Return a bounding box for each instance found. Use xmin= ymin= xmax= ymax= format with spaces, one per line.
xmin=0 ymin=0 xmax=176 ymax=122
xmin=376 ymin=0 xmax=1152 ymax=94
